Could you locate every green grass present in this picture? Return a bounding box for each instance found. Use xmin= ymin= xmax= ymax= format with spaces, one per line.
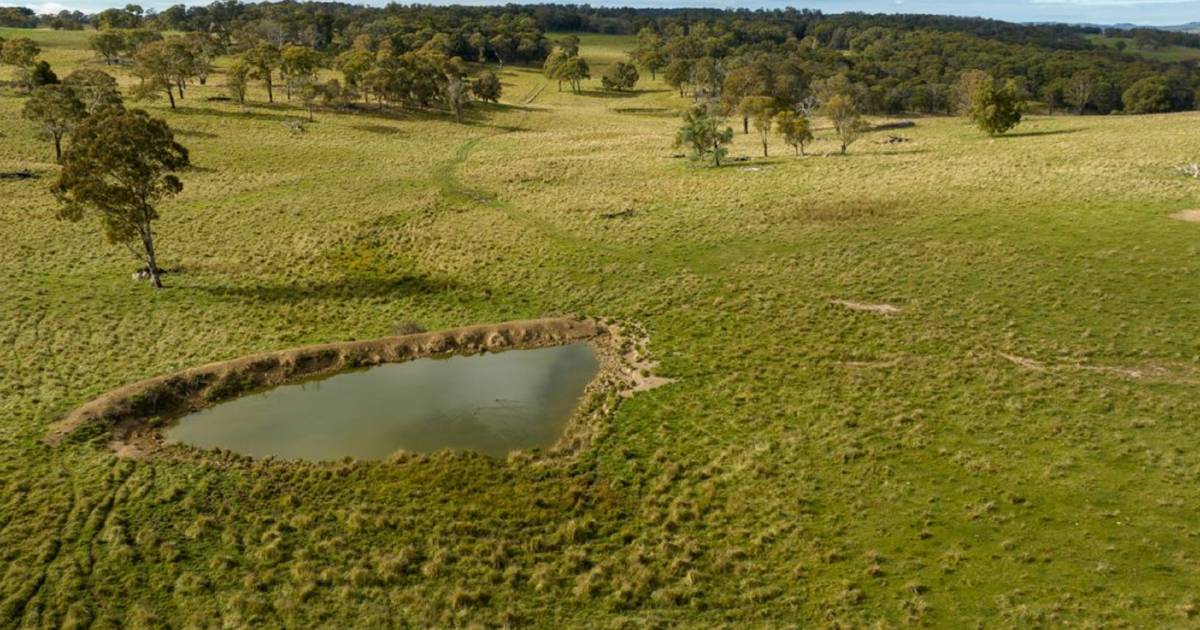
xmin=1088 ymin=34 xmax=1200 ymax=62
xmin=2 ymin=28 xmax=1200 ymax=627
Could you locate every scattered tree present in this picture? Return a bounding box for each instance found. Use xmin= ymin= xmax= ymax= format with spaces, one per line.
xmin=722 ymin=66 xmax=767 ymax=133
xmin=335 ymin=48 xmax=374 ymax=103
xmin=163 ymin=39 xmax=196 ymax=100
xmin=2 ymin=37 xmax=41 ymax=90
xmin=548 ymin=54 xmax=590 ymax=94
xmin=631 ymin=28 xmax=666 ymax=80
xmin=1 ymin=36 xmax=39 ymax=68
xmin=63 ymin=69 xmax=124 ymax=115
xmin=52 ymin=109 xmax=189 ymax=288
xmin=544 ymin=50 xmax=567 ymax=91
xmin=663 ymin=58 xmax=692 ymax=97
xmin=738 ymin=96 xmax=777 ymax=157
xmin=822 ymin=93 xmax=868 ymax=155
xmin=961 ymin=72 xmax=1025 ymax=135
xmin=184 ymin=32 xmax=220 ymax=85
xmin=956 ymin=69 xmax=993 ymax=114
xmin=131 ymin=40 xmax=178 ymax=108
xmin=556 ymin=34 xmax=580 ymax=57
xmin=280 ymin=44 xmax=321 ymax=100
xmin=443 ymin=77 xmax=469 ymax=122
xmin=89 ymin=30 xmax=126 ymax=65
xmin=774 ymin=110 xmax=813 ymax=156
xmin=601 ymin=61 xmax=639 ymax=92
xmin=473 ymin=71 xmax=502 ymax=103
xmin=22 ymin=84 xmax=86 ymax=161
xmin=295 ymin=77 xmax=321 ymax=120
xmin=675 ymin=104 xmax=734 ymax=167
xmin=320 ymin=79 xmax=347 ymax=109
xmin=226 ymin=58 xmax=251 ymax=107
xmin=244 ymin=43 xmax=281 ymax=103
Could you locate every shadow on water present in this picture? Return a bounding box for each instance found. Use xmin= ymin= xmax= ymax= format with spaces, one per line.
xmin=194 ymin=274 xmax=462 ymax=302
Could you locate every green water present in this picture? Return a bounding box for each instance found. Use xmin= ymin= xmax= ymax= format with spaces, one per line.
xmin=164 ymin=343 xmax=599 ymax=461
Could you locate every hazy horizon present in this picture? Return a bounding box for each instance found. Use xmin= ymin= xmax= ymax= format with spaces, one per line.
xmin=3 ymin=0 xmax=1200 ymax=27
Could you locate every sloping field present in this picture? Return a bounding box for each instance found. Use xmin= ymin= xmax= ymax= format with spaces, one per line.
xmin=1 ymin=30 xmax=1199 ymax=627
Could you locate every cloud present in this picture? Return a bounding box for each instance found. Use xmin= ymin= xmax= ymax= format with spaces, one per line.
xmin=0 ymin=1 xmax=78 ymax=12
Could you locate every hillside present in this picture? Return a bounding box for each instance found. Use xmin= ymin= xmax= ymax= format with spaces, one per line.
xmin=2 ymin=25 xmax=1200 ymax=628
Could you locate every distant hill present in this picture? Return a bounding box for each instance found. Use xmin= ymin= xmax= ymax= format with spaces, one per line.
xmin=1162 ymin=22 xmax=1200 ymax=33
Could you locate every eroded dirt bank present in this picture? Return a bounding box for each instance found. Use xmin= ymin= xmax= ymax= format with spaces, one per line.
xmin=49 ymin=316 xmax=668 ymax=460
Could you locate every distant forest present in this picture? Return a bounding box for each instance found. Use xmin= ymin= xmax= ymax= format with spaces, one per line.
xmin=4 ymin=2 xmax=1200 ymax=114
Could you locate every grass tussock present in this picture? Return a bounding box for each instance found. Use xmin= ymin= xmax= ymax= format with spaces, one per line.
xmin=0 ymin=27 xmax=1196 ymax=627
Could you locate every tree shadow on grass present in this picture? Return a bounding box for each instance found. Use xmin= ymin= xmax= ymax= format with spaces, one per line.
xmin=194 ymin=274 xmax=461 ymax=303
xmin=613 ymin=107 xmax=678 ymax=118
xmin=350 ymin=123 xmax=408 ymax=136
xmin=577 ymin=89 xmax=638 ymax=99
xmin=872 ymin=148 xmax=934 ymax=156
xmin=170 ymin=105 xmax=299 ymax=124
xmin=174 ymin=128 xmax=219 ymax=139
xmin=996 ymin=128 xmax=1086 ymax=138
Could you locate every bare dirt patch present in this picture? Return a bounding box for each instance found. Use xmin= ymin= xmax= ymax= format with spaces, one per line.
xmin=1170 ymin=209 xmax=1200 ymax=223
xmin=608 ymin=322 xmax=677 ymax=396
xmin=50 ymin=317 xmax=671 ymax=461
xmin=832 ymin=299 xmax=902 ymax=315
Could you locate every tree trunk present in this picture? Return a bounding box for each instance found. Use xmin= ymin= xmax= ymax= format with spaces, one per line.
xmin=266 ymin=77 xmax=274 ymax=103
xmin=141 ymin=225 xmax=163 ymax=289
xmin=166 ymin=86 xmax=176 ymax=109
xmin=177 ymin=80 xmax=185 ymax=98
xmin=743 ymin=116 xmax=748 ymax=134
xmin=761 ymin=137 xmax=768 ymax=157
xmin=53 ymin=133 xmax=62 ymax=162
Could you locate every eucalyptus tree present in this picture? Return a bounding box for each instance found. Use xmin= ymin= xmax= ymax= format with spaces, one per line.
xmin=52 ymin=109 xmax=189 ymax=288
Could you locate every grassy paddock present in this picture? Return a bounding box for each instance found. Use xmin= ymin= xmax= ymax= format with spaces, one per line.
xmin=1 ymin=28 xmax=1199 ymax=627
xmin=1088 ymin=34 xmax=1200 ymax=62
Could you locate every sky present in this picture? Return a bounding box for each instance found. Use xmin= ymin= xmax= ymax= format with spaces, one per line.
xmin=6 ymin=0 xmax=1200 ymax=27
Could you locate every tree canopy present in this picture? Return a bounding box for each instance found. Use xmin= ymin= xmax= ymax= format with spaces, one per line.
xmin=961 ymin=72 xmax=1025 ymax=136
xmin=601 ymin=61 xmax=639 ymax=91
xmin=22 ymin=84 xmax=86 ymax=162
xmin=675 ymin=104 xmax=734 ymax=167
xmin=52 ymin=109 xmax=189 ymax=288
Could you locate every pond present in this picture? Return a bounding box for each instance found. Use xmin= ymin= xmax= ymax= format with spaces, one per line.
xmin=164 ymin=342 xmax=599 ymax=461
